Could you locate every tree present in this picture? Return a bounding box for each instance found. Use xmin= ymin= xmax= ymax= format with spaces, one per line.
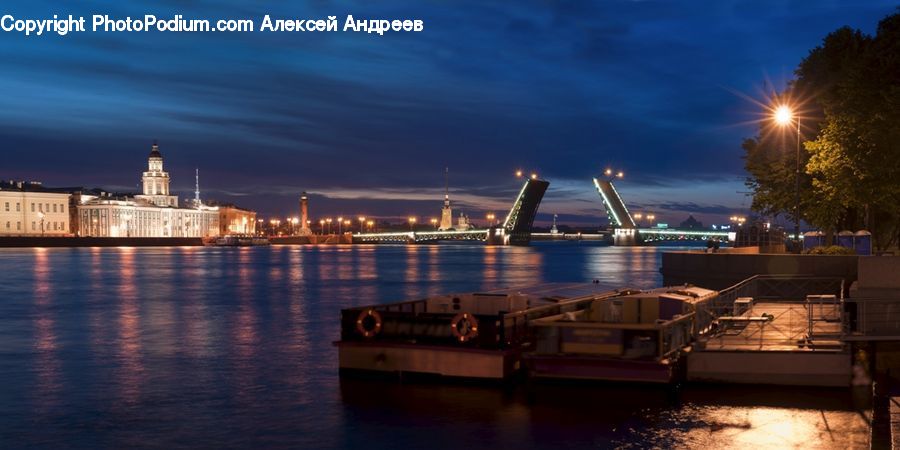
xmin=743 ymin=11 xmax=900 ymax=249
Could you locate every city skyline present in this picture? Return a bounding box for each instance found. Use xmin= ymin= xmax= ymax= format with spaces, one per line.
xmin=1 ymin=1 xmax=896 ymax=226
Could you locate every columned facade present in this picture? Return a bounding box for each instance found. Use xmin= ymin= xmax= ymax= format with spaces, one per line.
xmin=77 ymin=142 xmax=220 ymax=238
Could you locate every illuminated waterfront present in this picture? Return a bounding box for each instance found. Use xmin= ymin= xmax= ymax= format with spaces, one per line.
xmin=0 ymin=243 xmax=871 ymax=448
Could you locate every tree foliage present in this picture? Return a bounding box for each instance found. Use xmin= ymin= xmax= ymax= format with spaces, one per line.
xmin=743 ymin=11 xmax=900 ymax=249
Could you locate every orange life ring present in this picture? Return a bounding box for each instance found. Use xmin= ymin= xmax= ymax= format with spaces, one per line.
xmin=450 ymin=312 xmax=479 ymax=343
xmin=356 ymin=309 xmax=383 ymax=338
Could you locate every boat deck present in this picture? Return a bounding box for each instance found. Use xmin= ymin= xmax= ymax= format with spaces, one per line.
xmin=688 ymin=299 xmax=851 ymax=386
xmin=701 ymin=300 xmax=843 ymax=352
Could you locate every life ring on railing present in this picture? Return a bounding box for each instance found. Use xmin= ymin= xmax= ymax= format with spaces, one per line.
xmin=450 ymin=312 xmax=479 ymax=343
xmin=356 ymin=309 xmax=383 ymax=338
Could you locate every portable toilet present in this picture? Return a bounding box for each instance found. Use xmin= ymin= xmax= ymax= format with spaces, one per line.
xmin=854 ymin=230 xmax=872 ymax=256
xmin=837 ymin=231 xmax=854 ymax=250
xmin=803 ymin=231 xmax=824 ymax=251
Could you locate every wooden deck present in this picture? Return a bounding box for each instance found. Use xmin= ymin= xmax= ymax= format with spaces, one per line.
xmin=688 ymin=300 xmax=851 ymax=387
xmin=701 ymin=301 xmax=843 ymax=352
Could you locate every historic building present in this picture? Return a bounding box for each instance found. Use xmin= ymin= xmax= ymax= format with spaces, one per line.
xmin=0 ymin=181 xmax=72 ymax=236
xmin=76 ymin=143 xmax=220 ymax=238
xmin=218 ymin=205 xmax=256 ymax=235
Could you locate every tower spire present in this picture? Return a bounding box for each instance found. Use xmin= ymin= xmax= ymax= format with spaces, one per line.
xmin=194 ymin=168 xmax=201 ymax=207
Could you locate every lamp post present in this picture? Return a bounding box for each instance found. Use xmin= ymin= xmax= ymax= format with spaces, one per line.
xmin=367 ymin=220 xmax=374 ymax=232
xmin=430 ymin=218 xmax=438 ymax=229
xmin=358 ymin=216 xmax=366 ymax=233
xmin=647 ymin=214 xmax=656 ymax=228
xmin=337 ymin=217 xmax=344 ymax=234
xmin=634 ymin=213 xmax=643 ymax=227
xmin=319 ymin=219 xmax=325 ymax=235
xmin=408 ymin=216 xmax=417 ymax=231
xmin=326 ymin=218 xmax=332 ymax=234
xmin=486 ymin=213 xmax=496 ymax=227
xmin=774 ymin=104 xmax=802 ymax=246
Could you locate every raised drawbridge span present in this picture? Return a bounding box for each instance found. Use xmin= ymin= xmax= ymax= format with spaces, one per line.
xmin=354 ymin=178 xmax=549 ymax=246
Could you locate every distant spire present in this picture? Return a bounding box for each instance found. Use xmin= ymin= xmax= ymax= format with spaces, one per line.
xmin=194 ymin=168 xmax=201 ymax=207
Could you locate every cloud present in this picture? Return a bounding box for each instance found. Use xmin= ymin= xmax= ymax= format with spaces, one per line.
xmin=0 ymin=0 xmax=895 ymax=224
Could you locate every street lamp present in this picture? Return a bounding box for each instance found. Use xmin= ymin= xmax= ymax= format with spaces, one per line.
xmin=515 ymin=170 xmax=523 ymax=178
xmin=326 ymin=217 xmax=333 ymax=234
xmin=486 ymin=213 xmax=496 ymax=227
xmin=408 ymin=216 xmax=417 ymax=231
xmin=530 ymin=173 xmax=538 ymax=180
xmin=358 ymin=216 xmax=366 ymax=233
xmin=319 ymin=219 xmax=325 ymax=235
xmin=604 ymin=168 xmax=624 ymax=182
xmin=634 ymin=213 xmax=643 ymax=227
xmin=647 ymin=214 xmax=656 ymax=227
xmin=773 ymin=104 xmax=802 ymax=246
xmin=337 ymin=216 xmax=344 ymax=234
xmin=367 ymin=220 xmax=374 ymax=232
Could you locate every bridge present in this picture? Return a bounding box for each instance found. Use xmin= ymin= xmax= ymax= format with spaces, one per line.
xmin=592 ymin=176 xmax=733 ymax=246
xmin=353 ymin=178 xmax=549 ymax=246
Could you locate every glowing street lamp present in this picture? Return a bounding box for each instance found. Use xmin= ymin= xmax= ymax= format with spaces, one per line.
xmin=773 ymin=103 xmax=802 ymax=246
xmin=408 ymin=216 xmax=417 ymax=231
xmin=430 ymin=217 xmax=438 ymax=229
xmin=604 ymin=168 xmax=624 ymax=182
xmin=358 ymin=216 xmax=366 ymax=233
xmin=634 ymin=212 xmax=643 ymax=227
xmin=486 ymin=212 xmax=496 ymax=226
xmin=515 ymin=170 xmax=523 ymax=178
xmin=530 ymin=173 xmax=538 ymax=180
xmin=647 ymin=214 xmax=656 ymax=227
xmin=319 ymin=219 xmax=325 ymax=235
xmin=326 ymin=217 xmax=332 ymax=234
xmin=367 ymin=220 xmax=374 ymax=232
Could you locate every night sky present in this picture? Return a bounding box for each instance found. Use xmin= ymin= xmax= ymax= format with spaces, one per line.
xmin=1 ymin=1 xmax=895 ymax=227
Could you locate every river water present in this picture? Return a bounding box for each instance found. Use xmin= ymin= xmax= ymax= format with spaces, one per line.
xmin=0 ymin=243 xmax=872 ymax=448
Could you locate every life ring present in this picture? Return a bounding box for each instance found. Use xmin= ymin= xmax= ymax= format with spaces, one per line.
xmin=450 ymin=312 xmax=479 ymax=343
xmin=356 ymin=309 xmax=383 ymax=338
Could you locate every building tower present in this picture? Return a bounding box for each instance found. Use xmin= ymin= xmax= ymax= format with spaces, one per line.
xmin=137 ymin=141 xmax=179 ymax=207
xmin=439 ymin=167 xmax=453 ymax=230
xmin=193 ymin=168 xmax=202 ymax=208
xmin=299 ymin=192 xmax=311 ymax=235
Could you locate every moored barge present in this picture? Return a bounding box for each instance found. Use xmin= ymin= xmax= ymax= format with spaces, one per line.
xmin=524 ymin=286 xmax=718 ymax=383
xmin=335 ymin=283 xmax=637 ymax=380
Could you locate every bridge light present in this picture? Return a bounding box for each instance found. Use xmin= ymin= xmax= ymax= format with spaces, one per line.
xmin=530 ymin=173 xmax=538 ymax=180
xmin=515 ymin=170 xmax=523 ymax=178
xmin=604 ymin=168 xmax=612 ymax=176
xmin=616 ymin=171 xmax=624 ymax=179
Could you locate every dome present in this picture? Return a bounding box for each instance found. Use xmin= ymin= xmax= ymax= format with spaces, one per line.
xmin=149 ymin=142 xmax=162 ymax=159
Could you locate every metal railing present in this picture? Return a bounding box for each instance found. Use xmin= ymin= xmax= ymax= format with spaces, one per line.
xmin=703 ymin=275 xmax=846 ymax=351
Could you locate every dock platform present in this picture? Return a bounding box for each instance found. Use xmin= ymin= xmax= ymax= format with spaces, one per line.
xmin=688 ymin=297 xmax=851 ymax=386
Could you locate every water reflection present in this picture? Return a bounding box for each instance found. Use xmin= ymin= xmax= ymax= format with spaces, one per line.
xmin=116 ymin=248 xmax=143 ymax=404
xmin=32 ymin=248 xmax=59 ymax=413
xmin=0 ymin=244 xmax=867 ymax=448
